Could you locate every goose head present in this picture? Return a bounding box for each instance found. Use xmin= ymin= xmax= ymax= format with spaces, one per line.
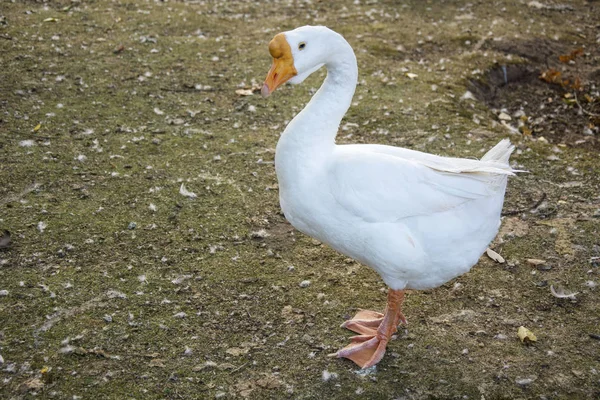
xmin=261 ymin=26 xmax=332 ymax=98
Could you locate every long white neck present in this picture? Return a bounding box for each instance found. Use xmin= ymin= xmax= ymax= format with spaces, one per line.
xmin=276 ymin=37 xmax=358 ymax=165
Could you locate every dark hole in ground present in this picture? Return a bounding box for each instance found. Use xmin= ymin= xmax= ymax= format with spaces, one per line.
xmin=468 ymin=39 xmax=599 ymax=148
xmin=467 ymin=64 xmax=538 ymax=104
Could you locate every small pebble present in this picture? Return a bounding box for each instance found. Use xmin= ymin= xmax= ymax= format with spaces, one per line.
xmin=498 ymin=112 xmax=512 ymax=121
xmin=0 ymin=290 xmax=8 ymax=296
xmin=515 ymin=377 xmax=534 ymax=386
xmin=299 ymin=280 xmax=311 ymax=288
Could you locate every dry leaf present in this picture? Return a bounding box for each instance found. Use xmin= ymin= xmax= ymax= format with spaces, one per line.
xmin=33 ymin=123 xmax=41 ymax=132
xmin=235 ymin=88 xmax=254 ymax=96
xmin=256 ymin=376 xmax=282 ymax=389
xmin=486 ymin=248 xmax=505 ymax=263
xmin=570 ymin=76 xmax=582 ymax=91
xmin=226 ymin=347 xmax=249 ymax=356
xmin=43 ymin=18 xmax=58 ymax=23
xmin=539 ymin=69 xmax=562 ymax=84
xmin=517 ymin=326 xmax=537 ymax=343
xmin=526 ymin=258 xmax=546 ymax=266
xmin=519 ymin=125 xmax=532 ymax=136
xmin=559 ymin=47 xmax=583 ymax=63
xmin=405 ymin=73 xmax=418 ymax=80
xmin=0 ymin=230 xmax=11 ymax=250
xmin=550 ymin=285 xmax=578 ymax=300
xmin=217 ymin=362 xmax=236 ymax=370
xmin=19 ymin=378 xmax=44 ymax=393
xmin=149 ymin=359 xmax=165 ymax=367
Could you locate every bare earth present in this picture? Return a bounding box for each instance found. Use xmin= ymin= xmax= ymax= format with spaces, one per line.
xmin=1 ymin=1 xmax=599 ymax=399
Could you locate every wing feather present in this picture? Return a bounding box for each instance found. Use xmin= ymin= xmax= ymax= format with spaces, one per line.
xmin=329 ymin=145 xmax=513 ymax=223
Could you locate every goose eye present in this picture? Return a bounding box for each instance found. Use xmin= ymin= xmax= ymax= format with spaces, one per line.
xmin=298 ymin=42 xmax=306 ymax=50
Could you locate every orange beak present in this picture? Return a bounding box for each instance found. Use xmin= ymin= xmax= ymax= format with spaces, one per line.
xmin=261 ymin=33 xmax=297 ymax=98
xmin=261 ymin=58 xmax=297 ymax=98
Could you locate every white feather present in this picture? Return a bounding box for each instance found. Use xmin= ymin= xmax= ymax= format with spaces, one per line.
xmin=273 ymin=26 xmax=519 ymax=291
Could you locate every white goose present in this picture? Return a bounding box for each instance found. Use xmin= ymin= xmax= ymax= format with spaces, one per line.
xmin=261 ymin=26 xmax=516 ymax=369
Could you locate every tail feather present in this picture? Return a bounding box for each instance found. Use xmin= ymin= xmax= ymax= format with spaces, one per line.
xmin=481 ymin=139 xmax=514 ymax=165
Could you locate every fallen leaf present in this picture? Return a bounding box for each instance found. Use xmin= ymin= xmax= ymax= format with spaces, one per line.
xmin=519 ymin=125 xmax=532 ymax=136
xmin=149 ymin=359 xmax=165 ymax=367
xmin=87 ymin=348 xmax=113 ymax=358
xmin=430 ymin=309 xmax=476 ymax=324
xmin=235 ymin=88 xmax=254 ymax=96
xmin=256 ymin=376 xmax=282 ymax=389
xmin=559 ymin=47 xmax=584 ymax=63
xmin=235 ymin=380 xmax=255 ymax=398
xmin=486 ymin=248 xmax=505 ymax=263
xmin=193 ymin=361 xmax=218 ymax=371
xmin=526 ymin=258 xmax=546 ymax=266
xmin=33 ymin=123 xmax=41 ymax=132
xmin=405 ymin=73 xmax=418 ymax=80
xmin=0 ymin=230 xmax=11 ymax=250
xmin=19 ymin=378 xmax=44 ymax=393
xmin=517 ymin=326 xmax=537 ymax=343
xmin=539 ymin=69 xmax=561 ymax=84
xmin=226 ymin=347 xmax=249 ymax=356
xmin=570 ymin=76 xmax=582 ymax=91
xmin=550 ymin=285 xmax=578 ymax=300
xmin=43 ymin=18 xmax=58 ymax=23
xmin=217 ymin=362 xmax=236 ymax=370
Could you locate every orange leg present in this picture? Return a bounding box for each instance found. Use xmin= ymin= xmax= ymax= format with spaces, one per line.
xmin=332 ymin=289 xmax=406 ymax=369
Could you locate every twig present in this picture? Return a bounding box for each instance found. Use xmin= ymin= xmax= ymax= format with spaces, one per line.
xmin=502 ymin=192 xmax=547 ymax=216
xmin=573 ymin=92 xmax=600 ymax=117
xmin=229 ymin=362 xmax=248 ymax=374
xmin=160 ymin=87 xmax=198 ymax=93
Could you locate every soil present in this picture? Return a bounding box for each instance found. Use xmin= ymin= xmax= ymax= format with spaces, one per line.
xmin=469 ymin=38 xmax=600 ymax=149
xmin=1 ymin=1 xmax=599 ymax=399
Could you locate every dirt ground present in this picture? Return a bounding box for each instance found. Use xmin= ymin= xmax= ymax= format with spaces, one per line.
xmin=1 ymin=0 xmax=599 ymax=399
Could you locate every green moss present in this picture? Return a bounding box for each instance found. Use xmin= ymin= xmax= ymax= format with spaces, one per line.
xmin=1 ymin=1 xmax=598 ymax=399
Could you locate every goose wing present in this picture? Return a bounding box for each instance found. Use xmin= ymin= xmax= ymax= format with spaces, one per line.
xmin=329 ymin=145 xmax=513 ymax=223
